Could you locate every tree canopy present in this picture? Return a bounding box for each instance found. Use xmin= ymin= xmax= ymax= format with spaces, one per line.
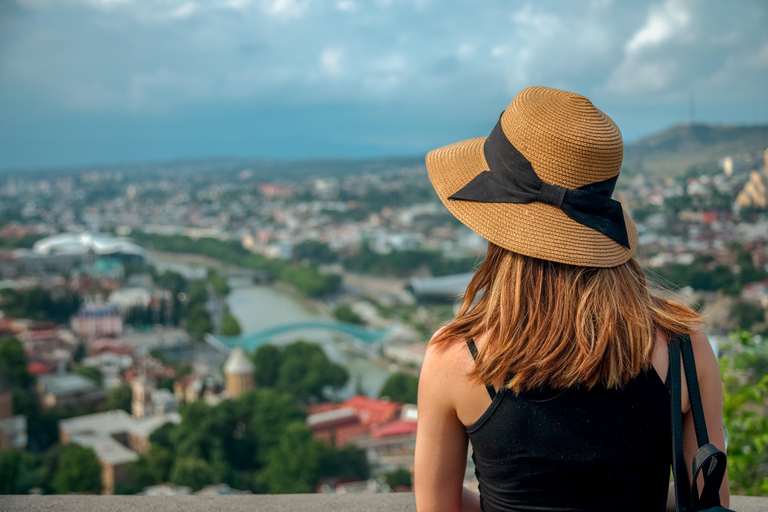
xmin=52 ymin=445 xmax=102 ymax=494
xmin=221 ymin=312 xmax=242 ymax=336
xmin=379 ymin=372 xmax=419 ymax=404
xmin=252 ymin=341 xmax=348 ymax=402
xmin=116 ymin=386 xmax=366 ymax=494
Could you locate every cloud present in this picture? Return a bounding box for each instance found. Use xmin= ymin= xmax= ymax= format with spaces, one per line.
xmin=604 ymin=0 xmax=693 ymax=95
xmin=0 ymin=0 xmax=766 ymax=167
xmin=334 ymin=0 xmax=357 ymax=13
xmin=169 ymin=2 xmax=197 ymax=19
xmin=263 ymin=0 xmax=310 ymax=20
xmin=602 ymin=0 xmax=767 ymax=99
xmin=625 ymin=0 xmax=689 ymax=54
xmin=320 ymin=47 xmax=344 ymax=76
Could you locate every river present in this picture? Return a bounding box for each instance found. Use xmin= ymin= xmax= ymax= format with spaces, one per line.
xmin=148 ymin=255 xmax=393 ymax=398
xmin=225 ymin=277 xmax=392 ymax=398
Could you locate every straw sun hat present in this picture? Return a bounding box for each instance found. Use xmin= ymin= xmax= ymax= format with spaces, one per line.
xmin=426 ymin=86 xmax=638 ymax=268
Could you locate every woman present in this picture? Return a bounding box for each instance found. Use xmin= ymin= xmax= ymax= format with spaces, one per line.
xmin=414 ymin=86 xmax=728 ymax=512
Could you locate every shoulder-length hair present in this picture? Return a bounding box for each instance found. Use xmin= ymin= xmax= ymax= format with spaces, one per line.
xmin=430 ymin=242 xmax=702 ymax=392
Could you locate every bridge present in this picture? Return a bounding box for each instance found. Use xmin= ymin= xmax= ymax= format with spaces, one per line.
xmin=207 ymin=321 xmax=393 ymax=352
xmin=225 ymin=269 xmax=273 ymax=284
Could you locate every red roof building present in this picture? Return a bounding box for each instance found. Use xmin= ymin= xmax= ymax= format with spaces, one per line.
xmin=306 ymin=396 xmax=408 ymax=446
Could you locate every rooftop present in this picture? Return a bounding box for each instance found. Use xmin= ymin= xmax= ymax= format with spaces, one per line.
xmin=39 ymin=373 xmax=100 ymax=397
xmin=1 ymin=494 xmax=765 ymax=512
xmin=128 ymin=412 xmax=181 ymax=438
xmin=33 ymin=233 xmax=148 ymax=258
xmin=60 ymin=409 xmax=134 ymax=437
xmin=68 ymin=433 xmax=139 ymax=466
xmin=223 ymin=347 xmax=254 ymax=375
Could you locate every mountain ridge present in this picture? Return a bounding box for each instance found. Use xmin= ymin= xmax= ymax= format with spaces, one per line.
xmin=622 ymin=123 xmax=768 ymax=177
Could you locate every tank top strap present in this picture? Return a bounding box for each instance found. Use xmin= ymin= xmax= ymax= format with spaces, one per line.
xmin=466 ymin=339 xmax=497 ymax=400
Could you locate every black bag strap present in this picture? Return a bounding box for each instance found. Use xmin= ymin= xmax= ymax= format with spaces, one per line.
xmin=670 ymin=335 xmax=691 ymax=512
xmin=680 ymin=335 xmax=709 ymax=447
xmin=670 ymin=333 xmax=728 ymax=512
xmin=680 ymin=334 xmax=727 ymax=510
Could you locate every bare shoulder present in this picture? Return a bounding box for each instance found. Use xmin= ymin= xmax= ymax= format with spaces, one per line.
xmin=422 ymin=330 xmax=473 ymax=381
xmin=420 ymin=330 xmax=475 ymax=411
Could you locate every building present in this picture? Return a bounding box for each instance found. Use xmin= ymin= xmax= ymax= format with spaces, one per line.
xmin=306 ymin=397 xmax=418 ymax=474
xmin=174 ymin=374 xmax=204 ymax=404
xmin=406 ymin=273 xmax=474 ymax=302
xmin=224 ymin=347 xmax=255 ymax=398
xmin=130 ymin=369 xmax=177 ymax=419
xmin=130 ymin=372 xmax=153 ymax=419
xmin=71 ymin=303 xmax=123 ymax=339
xmin=736 ymin=170 xmax=768 ymax=209
xmin=107 ymin=287 xmax=153 ymax=313
xmin=37 ymin=372 xmax=106 ymax=411
xmin=383 ymin=343 xmax=427 ymax=369
xmin=59 ymin=409 xmax=180 ymax=494
xmin=33 ymin=232 xmax=148 ymax=262
xmin=306 ymin=395 xmax=403 ymax=446
xmin=0 ymin=250 xmax=96 ymax=279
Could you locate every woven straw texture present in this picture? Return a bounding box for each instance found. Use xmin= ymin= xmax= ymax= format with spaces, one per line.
xmin=426 ymin=86 xmax=638 ymax=268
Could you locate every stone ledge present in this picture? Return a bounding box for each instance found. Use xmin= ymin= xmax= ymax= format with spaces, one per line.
xmin=0 ymin=494 xmax=765 ymax=511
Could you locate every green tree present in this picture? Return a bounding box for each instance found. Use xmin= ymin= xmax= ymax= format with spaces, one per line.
xmin=149 ymin=421 xmax=177 ymax=450
xmin=0 ymin=338 xmax=34 ymax=390
xmin=186 ymin=305 xmax=213 ymax=339
xmin=293 ymin=240 xmax=337 ymax=264
xmin=207 ymin=268 xmax=230 ymax=296
xmin=246 ymin=389 xmax=306 ymax=466
xmin=220 ymin=313 xmax=242 ymax=336
xmin=0 ymin=449 xmax=41 ymax=494
xmin=156 ymin=270 xmax=186 ymax=296
xmin=319 ymin=444 xmax=369 ymax=482
xmin=169 ymin=456 xmax=214 ymax=491
xmin=261 ymin=422 xmax=323 ymax=493
xmin=333 ymin=304 xmax=365 ymax=326
xmin=0 ymin=338 xmax=37 ymax=418
xmin=275 ymin=341 xmax=348 ymax=402
xmin=383 ymin=466 xmax=412 ymax=490
xmin=73 ymin=365 xmax=102 ymax=387
xmin=186 ymin=280 xmax=209 ymax=308
xmin=720 ymin=331 xmax=768 ymax=496
xmin=128 ymin=445 xmax=174 ymax=488
xmin=53 ymin=445 xmax=102 ymax=494
xmin=379 ymin=372 xmax=419 ymax=404
xmin=252 ymin=344 xmax=282 ymax=388
xmin=103 ymin=385 xmax=132 ymax=413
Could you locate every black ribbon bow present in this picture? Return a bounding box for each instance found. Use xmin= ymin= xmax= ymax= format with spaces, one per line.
xmin=447 ymin=117 xmax=631 ymax=249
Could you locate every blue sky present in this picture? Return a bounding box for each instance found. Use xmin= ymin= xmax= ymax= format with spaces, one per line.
xmin=1 ymin=0 xmax=767 ymax=170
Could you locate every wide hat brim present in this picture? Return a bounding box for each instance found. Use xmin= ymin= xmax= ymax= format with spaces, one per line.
xmin=426 ymin=136 xmax=639 ymax=268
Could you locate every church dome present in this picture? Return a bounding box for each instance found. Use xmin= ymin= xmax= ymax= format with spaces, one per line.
xmin=224 ymin=347 xmax=254 ymax=375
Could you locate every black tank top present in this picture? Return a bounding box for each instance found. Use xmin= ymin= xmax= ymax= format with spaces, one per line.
xmin=465 ymin=339 xmax=672 ymax=512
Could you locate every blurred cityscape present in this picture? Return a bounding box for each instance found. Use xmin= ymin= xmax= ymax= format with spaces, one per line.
xmin=1 ymin=122 xmax=768 ymax=496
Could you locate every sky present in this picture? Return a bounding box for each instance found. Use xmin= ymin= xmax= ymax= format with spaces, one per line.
xmin=1 ymin=0 xmax=767 ymax=171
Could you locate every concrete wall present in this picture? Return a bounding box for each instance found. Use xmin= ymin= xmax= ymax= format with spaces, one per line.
xmin=1 ymin=494 xmax=766 ymax=512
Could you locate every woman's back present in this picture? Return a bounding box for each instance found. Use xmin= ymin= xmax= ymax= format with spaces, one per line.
xmin=466 ymin=341 xmax=671 ymax=512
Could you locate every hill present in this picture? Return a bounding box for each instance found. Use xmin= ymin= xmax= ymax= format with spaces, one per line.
xmin=622 ymin=123 xmax=768 ymax=178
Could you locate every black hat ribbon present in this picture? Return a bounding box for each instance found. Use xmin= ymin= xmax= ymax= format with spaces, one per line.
xmin=447 ymin=117 xmax=630 ymax=249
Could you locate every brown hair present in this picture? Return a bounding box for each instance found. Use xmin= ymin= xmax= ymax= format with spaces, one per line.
xmin=431 ymin=242 xmax=703 ymax=392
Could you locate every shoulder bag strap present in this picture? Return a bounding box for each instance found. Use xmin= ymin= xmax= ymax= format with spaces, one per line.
xmin=679 ymin=334 xmax=727 ymax=510
xmin=679 ymin=334 xmax=709 ymax=446
xmin=669 ymin=335 xmax=691 ymax=512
